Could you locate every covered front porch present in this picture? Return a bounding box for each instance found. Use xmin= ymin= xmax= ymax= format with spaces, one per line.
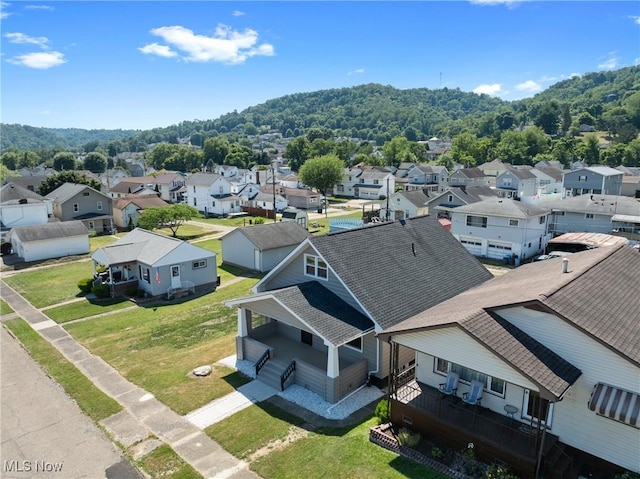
xmin=92 ymin=260 xmax=139 ymax=297
xmin=235 ymin=300 xmax=372 ymax=404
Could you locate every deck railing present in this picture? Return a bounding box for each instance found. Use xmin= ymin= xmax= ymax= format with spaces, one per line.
xmin=280 ymin=360 xmax=296 ymax=390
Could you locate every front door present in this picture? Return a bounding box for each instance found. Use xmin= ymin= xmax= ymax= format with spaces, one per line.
xmin=171 ymin=265 xmax=181 ymax=289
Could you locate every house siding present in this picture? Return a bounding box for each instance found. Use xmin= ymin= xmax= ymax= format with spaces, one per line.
xmin=500 ymin=306 xmax=640 ymax=472
xmin=549 ymin=212 xmax=614 ymax=236
xmin=563 ymin=170 xmax=623 ymax=197
xmin=1 ymin=203 xmax=49 ymax=227
xmin=222 ymin=231 xmax=257 ymax=270
xmin=260 ymin=245 xmax=367 ymax=316
xmin=13 ymin=235 xmax=89 ymax=262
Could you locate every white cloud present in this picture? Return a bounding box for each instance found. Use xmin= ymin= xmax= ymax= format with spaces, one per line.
xmin=232 ymin=10 xmax=245 ymax=17
xmin=598 ymin=51 xmax=618 ymax=70
xmin=25 ymin=4 xmax=54 ymax=10
xmin=473 ymin=83 xmax=502 ymax=96
xmin=7 ymin=51 xmax=66 ymax=69
xmin=1 ymin=1 xmax=11 ymax=19
xmin=138 ymin=42 xmax=177 ymax=58
xmin=143 ymin=23 xmax=275 ymax=64
xmin=629 ymin=15 xmax=640 ymax=25
xmin=635 ymin=58 xmax=640 ymax=66
xmin=5 ymin=32 xmax=49 ymax=48
xmin=347 ymin=68 xmax=365 ymax=75
xmin=39 ymin=110 xmax=51 ymax=115
xmin=469 ymin=0 xmax=527 ymax=7
xmin=515 ymin=79 xmax=542 ymax=93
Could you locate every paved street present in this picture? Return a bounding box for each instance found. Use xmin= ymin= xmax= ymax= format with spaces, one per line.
xmin=0 ymin=327 xmax=141 ymax=479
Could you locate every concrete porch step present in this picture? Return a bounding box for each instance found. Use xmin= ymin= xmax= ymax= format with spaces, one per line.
xmin=256 ymin=359 xmax=289 ymax=391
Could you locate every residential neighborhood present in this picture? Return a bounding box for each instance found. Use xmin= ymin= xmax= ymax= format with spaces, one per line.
xmin=1 ymin=142 xmax=639 ymax=479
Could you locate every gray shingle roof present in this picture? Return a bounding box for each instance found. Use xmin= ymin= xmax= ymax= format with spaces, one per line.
xmin=46 ymin=183 xmax=108 ymax=204
xmin=10 ymin=220 xmax=88 ymax=242
xmin=268 ymin=282 xmax=374 ymax=345
xmin=395 ymin=190 xmax=430 ymax=208
xmin=452 ymin=167 xmax=486 ymax=178
xmin=227 ymin=221 xmax=312 ymax=251
xmin=185 ymin=173 xmax=222 ymax=186
xmin=451 ymin=198 xmax=548 ymax=218
xmin=1 ymin=182 xmax=46 ymax=203
xmin=502 ymin=166 xmax=537 ymax=180
xmin=545 ymin=195 xmax=640 ymax=216
xmin=380 ymin=244 xmax=640 ymax=396
xmin=311 ymin=215 xmax=494 ymax=330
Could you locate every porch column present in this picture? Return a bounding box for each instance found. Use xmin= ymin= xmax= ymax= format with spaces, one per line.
xmin=327 ymin=344 xmax=339 ymax=379
xmin=237 ymin=308 xmax=249 ymax=337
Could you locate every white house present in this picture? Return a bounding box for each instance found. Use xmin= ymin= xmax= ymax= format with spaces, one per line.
xmin=495 ymin=166 xmax=537 ymax=199
xmin=450 ymin=198 xmax=551 ymax=262
xmin=379 ymin=189 xmax=430 ymax=221
xmin=0 ymin=182 xmax=52 ymax=228
xmin=9 ymin=221 xmax=89 ymax=262
xmin=112 ymin=196 xmax=170 ymax=229
xmin=380 ymin=244 xmax=640 ymax=478
xmin=185 ymin=173 xmax=241 ymax=217
xmin=91 ymin=228 xmax=217 ymax=298
xmin=335 ymin=166 xmax=395 ymax=199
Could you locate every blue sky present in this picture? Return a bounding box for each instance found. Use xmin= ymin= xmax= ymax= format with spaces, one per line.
xmin=1 ymin=1 xmax=639 ymax=131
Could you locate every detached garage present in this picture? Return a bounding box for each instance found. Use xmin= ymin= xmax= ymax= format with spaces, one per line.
xmin=9 ymin=221 xmax=90 ymax=262
xmin=221 ymin=221 xmax=311 ymax=273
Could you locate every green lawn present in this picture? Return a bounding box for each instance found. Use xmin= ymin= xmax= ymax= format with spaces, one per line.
xmin=250 ymin=416 xmax=446 ymax=479
xmin=89 ymin=234 xmax=121 ymax=252
xmin=3 ymin=318 xmax=122 ymax=422
xmin=45 ymin=297 xmax=135 ymax=323
xmin=192 ymin=216 xmax=270 ymax=228
xmin=154 ymin=223 xmax=215 ymax=240
xmin=205 ymin=401 xmax=306 ymax=459
xmin=0 ymin=299 xmax=13 ymax=316
xmin=136 ymin=444 xmax=203 ymax=479
xmin=3 ymin=261 xmax=93 ymax=308
xmin=64 ymin=278 xmax=258 ymax=414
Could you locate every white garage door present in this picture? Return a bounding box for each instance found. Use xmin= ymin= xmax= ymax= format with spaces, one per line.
xmin=459 ymin=236 xmax=482 ymax=256
xmin=487 ymin=240 xmax=512 ymax=260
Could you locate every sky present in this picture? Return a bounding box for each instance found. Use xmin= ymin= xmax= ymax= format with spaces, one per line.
xmin=1 ymin=1 xmax=639 ymax=131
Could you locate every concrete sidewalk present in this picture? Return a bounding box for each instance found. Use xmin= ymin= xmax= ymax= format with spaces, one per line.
xmin=0 ymin=280 xmax=260 ymax=479
xmin=186 ymin=380 xmax=278 ymax=429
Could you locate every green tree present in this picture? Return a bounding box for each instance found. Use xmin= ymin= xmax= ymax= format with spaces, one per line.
xmin=203 ymin=137 xmax=230 ymax=165
xmin=535 ymin=101 xmax=561 ymax=135
xmin=0 ymin=164 xmax=18 ymax=183
xmin=0 ymin=150 xmax=21 ymax=171
xmin=84 ymin=152 xmax=107 ymax=173
xmin=53 ymin=152 xmax=76 ymax=171
xmin=298 ymin=154 xmax=345 ymax=216
xmin=18 ymin=151 xmax=40 ymax=169
xmin=450 ymin=133 xmax=479 ymax=166
xmin=285 ymin=136 xmax=312 ymax=171
xmin=310 ymin=138 xmax=335 ymax=158
xmin=494 ymin=131 xmax=528 ymax=165
xmin=137 ymin=204 xmax=199 ymax=237
xmin=382 ymin=136 xmax=418 ymax=167
xmin=580 ymin=135 xmax=600 ymax=165
xmin=600 ymin=143 xmax=627 ymax=167
xmin=38 ymin=171 xmax=103 ymax=196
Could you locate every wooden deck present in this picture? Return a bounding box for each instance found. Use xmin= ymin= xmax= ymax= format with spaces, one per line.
xmin=392 ymin=379 xmax=559 ymax=478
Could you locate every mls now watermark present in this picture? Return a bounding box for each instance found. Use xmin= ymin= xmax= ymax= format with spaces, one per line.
xmin=4 ymin=460 xmax=64 ymax=473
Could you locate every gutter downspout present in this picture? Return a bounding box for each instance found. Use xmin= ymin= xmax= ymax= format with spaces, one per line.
xmin=326 ymin=337 xmax=381 ymax=415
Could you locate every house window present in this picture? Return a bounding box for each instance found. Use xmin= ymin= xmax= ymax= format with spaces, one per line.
xmin=97 ymin=201 xmax=103 ymax=211
xmin=304 ymin=254 xmax=328 ymax=280
xmin=193 ymin=186 xmax=196 ymax=193
xmin=83 ymin=192 xmax=90 ymax=196
xmin=374 ymin=179 xmax=379 ymax=185
xmin=73 ymin=203 xmax=79 ymax=212
xmin=193 ymin=260 xmax=206 ymax=269
xmin=193 ymin=198 xmax=197 ymax=206
xmin=251 ymin=313 xmax=270 ymax=329
xmin=539 ymin=216 xmax=546 ymax=224
xmin=509 ymin=219 xmax=519 ymax=227
xmin=219 ymin=186 xmax=224 ymax=194
xmin=447 ymin=195 xmax=453 ymax=203
xmin=88 ymin=221 xmax=94 ymax=230
xmin=337 ymin=185 xmax=344 ymax=193
xmin=502 ymin=177 xmax=512 ymax=187
xmin=359 ymin=179 xmax=365 ymax=184
xmin=585 ymin=213 xmax=594 ymax=219
xmin=141 ymin=268 xmax=150 ymax=283
xmin=344 ymin=336 xmax=362 ymax=352
xmin=466 ymin=215 xmax=487 ymax=228
xmin=434 ymin=357 xmax=506 ymax=397
xmin=578 ymin=175 xmax=588 ymax=182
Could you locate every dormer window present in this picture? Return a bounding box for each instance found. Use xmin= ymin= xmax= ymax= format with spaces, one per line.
xmin=304 ymin=254 xmax=328 ymax=280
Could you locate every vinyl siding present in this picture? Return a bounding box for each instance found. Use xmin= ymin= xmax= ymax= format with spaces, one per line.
xmin=15 ymin=235 xmax=89 ymax=262
xmin=222 ymin=231 xmax=256 ymax=270
xmin=500 ymin=306 xmax=640 ymax=472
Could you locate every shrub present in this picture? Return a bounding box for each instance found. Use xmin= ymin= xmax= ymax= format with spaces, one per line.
xmin=91 ymin=284 xmax=110 ymax=299
xmin=431 ymin=446 xmax=443 ymax=460
xmin=485 ymin=464 xmax=519 ymax=479
xmin=254 ymin=217 xmax=265 ymax=224
xmin=88 ymin=229 xmax=98 ymax=237
xmin=78 ymin=277 xmax=94 ymax=294
xmin=396 ymin=428 xmax=420 ymax=448
xmin=374 ymin=399 xmax=389 ymax=424
xmin=125 ymin=286 xmax=138 ymax=297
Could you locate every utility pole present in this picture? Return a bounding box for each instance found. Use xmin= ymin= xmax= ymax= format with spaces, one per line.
xmin=271 ymin=164 xmax=277 ymax=223
xmin=386 ymin=177 xmax=390 ymax=221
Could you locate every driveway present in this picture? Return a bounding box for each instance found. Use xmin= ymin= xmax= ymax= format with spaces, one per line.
xmin=0 ymin=327 xmax=141 ymax=479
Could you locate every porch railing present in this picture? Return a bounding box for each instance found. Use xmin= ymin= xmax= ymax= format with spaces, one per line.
xmin=255 ymin=348 xmax=270 ymax=377
xmin=280 ymin=360 xmax=296 ymax=391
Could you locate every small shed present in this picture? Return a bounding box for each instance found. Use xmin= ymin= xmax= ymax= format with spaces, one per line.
xmin=221 ymin=221 xmax=312 ymax=272
xmin=9 ymin=221 xmax=89 ymax=262
xmin=280 ymin=207 xmax=308 ymax=229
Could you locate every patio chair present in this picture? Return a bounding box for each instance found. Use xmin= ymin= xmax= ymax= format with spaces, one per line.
xmin=439 ymin=371 xmax=459 ymax=398
xmin=462 ymin=380 xmax=484 ymax=407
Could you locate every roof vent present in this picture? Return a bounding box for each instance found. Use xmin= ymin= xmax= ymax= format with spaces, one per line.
xmin=562 ymin=258 xmax=569 ymax=274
